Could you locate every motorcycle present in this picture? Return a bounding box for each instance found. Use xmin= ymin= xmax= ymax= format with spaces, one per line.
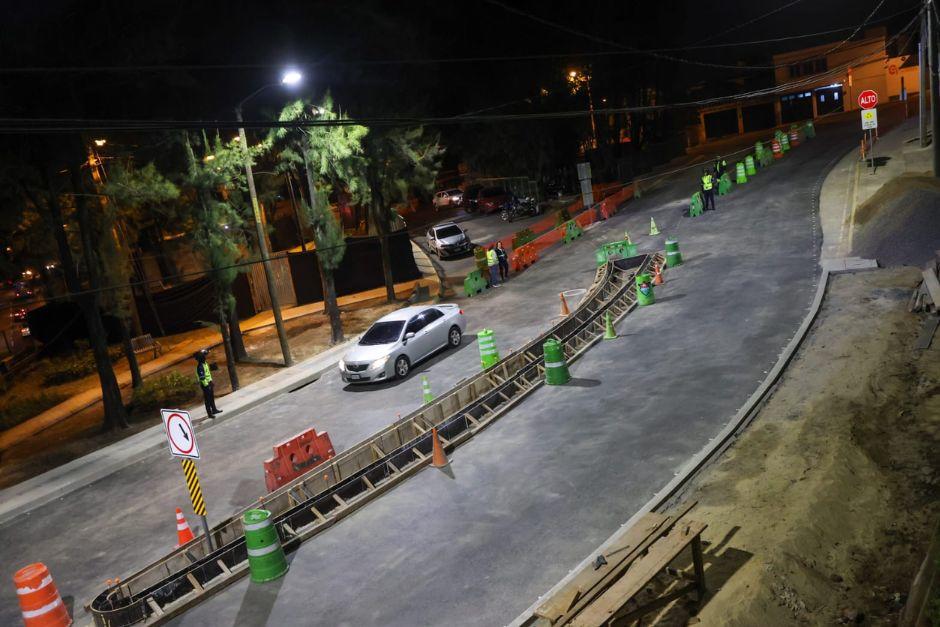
xmin=499 ymin=196 xmax=541 ymax=222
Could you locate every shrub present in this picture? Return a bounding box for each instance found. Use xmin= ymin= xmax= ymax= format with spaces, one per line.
xmin=554 ymin=207 xmax=572 ymax=227
xmin=40 ymin=352 xmax=98 ymax=385
xmin=131 ymin=371 xmax=197 ymax=414
xmin=0 ymin=392 xmax=68 ymax=431
xmin=511 ymin=228 xmax=536 ymax=249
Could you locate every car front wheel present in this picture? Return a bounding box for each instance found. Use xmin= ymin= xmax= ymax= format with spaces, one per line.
xmin=448 ymin=326 xmax=462 ymax=348
xmin=394 ymin=355 xmax=411 ymax=379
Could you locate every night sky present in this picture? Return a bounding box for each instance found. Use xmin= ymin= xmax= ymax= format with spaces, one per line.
xmin=0 ymin=0 xmax=920 ymax=125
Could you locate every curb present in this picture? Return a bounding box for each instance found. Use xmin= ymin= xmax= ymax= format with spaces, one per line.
xmin=0 ymin=336 xmax=359 ymax=525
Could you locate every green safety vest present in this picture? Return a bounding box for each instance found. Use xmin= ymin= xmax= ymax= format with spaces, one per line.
xmin=701 ymin=174 xmax=714 ymax=191
xmin=486 ymin=249 xmax=498 ymax=266
xmin=196 ymin=362 xmax=212 ymax=387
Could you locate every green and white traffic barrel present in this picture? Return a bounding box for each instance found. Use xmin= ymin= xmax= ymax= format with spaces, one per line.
xmin=665 ymin=239 xmax=683 ymax=267
xmin=243 ymin=509 xmax=289 ymax=583
xmin=543 ymin=339 xmax=570 ymax=385
xmin=478 ymin=328 xmax=500 ymax=370
xmin=636 ymin=273 xmax=655 ymax=306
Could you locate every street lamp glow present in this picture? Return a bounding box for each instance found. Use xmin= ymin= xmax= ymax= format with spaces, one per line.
xmin=93 ymin=139 xmax=107 ymax=147
xmin=281 ymin=70 xmax=302 ymax=86
xmin=569 ymin=70 xmax=578 ymax=78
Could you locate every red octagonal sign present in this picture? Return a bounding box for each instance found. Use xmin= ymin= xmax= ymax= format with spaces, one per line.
xmin=858 ymin=89 xmax=878 ymax=109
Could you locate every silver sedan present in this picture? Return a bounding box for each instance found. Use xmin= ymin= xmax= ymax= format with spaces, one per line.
xmin=339 ymin=305 xmax=466 ymax=384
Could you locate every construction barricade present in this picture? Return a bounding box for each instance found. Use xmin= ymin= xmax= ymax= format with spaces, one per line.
xmin=463 ymin=269 xmax=487 ymax=296
xmin=689 ymin=191 xmax=704 ymax=217
xmin=510 ymin=242 xmax=538 ymax=272
xmin=263 ymin=428 xmax=336 ymax=492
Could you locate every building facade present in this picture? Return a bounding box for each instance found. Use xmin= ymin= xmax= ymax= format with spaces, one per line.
xmin=694 ymin=27 xmax=917 ymax=143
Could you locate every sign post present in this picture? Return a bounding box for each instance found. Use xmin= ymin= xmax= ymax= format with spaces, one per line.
xmin=161 ymin=409 xmax=214 ymax=550
xmin=858 ymin=91 xmax=879 ymax=173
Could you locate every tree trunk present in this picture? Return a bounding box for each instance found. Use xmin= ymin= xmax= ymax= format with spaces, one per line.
xmin=133 ymin=248 xmax=166 ymax=336
xmin=227 ymin=303 xmax=248 ymax=361
xmin=120 ymin=318 xmax=143 ymax=388
xmin=40 ymin=161 xmax=128 ymax=431
xmin=366 ymin=164 xmax=396 ymax=302
xmin=319 ymin=263 xmax=343 ymax=344
xmin=218 ymin=310 xmax=239 ymax=392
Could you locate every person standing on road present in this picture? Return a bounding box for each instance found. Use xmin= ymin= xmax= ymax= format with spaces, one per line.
xmin=713 ymin=155 xmax=727 ymax=178
xmin=194 ymin=349 xmax=222 ymax=416
xmin=701 ymin=168 xmax=716 ymax=212
xmin=495 ymin=241 xmax=509 ymax=283
xmin=486 ymin=245 xmax=501 ymax=287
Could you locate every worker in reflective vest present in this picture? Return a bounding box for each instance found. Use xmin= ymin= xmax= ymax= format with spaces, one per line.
xmin=713 ymin=156 xmax=727 ymax=178
xmin=194 ymin=349 xmax=222 ymax=416
xmin=486 ymin=246 xmax=501 ymax=287
xmin=701 ymin=168 xmax=716 ymax=211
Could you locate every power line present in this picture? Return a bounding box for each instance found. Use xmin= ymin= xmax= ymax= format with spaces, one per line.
xmin=484 ymin=0 xmax=910 ymax=72
xmin=694 ymin=0 xmax=806 ymax=45
xmin=0 ymin=5 xmax=917 ymax=75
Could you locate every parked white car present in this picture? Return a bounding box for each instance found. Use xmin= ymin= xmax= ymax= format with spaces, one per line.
xmin=339 ymin=305 xmax=466 ymax=383
xmin=433 ymin=188 xmax=463 ymax=210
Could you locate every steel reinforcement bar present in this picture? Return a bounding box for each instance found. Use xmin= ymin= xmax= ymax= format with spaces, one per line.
xmin=87 ymin=252 xmax=663 ymax=626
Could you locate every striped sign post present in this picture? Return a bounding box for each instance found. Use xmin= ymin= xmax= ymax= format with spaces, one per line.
xmin=180 ymin=458 xmax=213 ymax=550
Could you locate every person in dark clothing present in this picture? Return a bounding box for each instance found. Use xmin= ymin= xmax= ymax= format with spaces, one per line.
xmin=194 ymin=350 xmax=221 ymax=416
xmin=701 ymin=168 xmax=716 ymax=211
xmin=713 ymin=155 xmax=727 ymax=178
xmin=495 ymin=241 xmax=509 ymax=282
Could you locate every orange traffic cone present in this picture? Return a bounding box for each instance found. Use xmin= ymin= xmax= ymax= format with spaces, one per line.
xmin=430 ymin=427 xmax=448 ymax=468
xmin=652 ymin=264 xmax=663 ymax=286
xmin=559 ymin=292 xmax=571 ymax=316
xmin=175 ymin=508 xmax=195 ymax=547
xmin=13 ymin=562 xmax=72 ymax=627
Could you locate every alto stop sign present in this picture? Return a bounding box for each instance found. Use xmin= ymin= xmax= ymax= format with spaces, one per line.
xmin=858 ymin=89 xmax=878 ymax=109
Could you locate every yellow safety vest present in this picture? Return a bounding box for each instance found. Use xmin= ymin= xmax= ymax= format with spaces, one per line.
xmin=701 ymin=174 xmax=714 ymax=191
xmin=196 ymin=362 xmax=212 ymax=387
xmin=486 ymin=249 xmax=498 ymax=266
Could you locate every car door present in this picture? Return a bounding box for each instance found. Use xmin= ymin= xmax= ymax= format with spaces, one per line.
xmin=403 ymin=314 xmax=431 ymax=362
xmin=420 ymin=308 xmax=447 ymax=354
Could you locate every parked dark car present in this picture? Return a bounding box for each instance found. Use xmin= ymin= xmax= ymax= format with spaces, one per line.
xmin=460 ymin=184 xmax=484 ymax=212
xmin=476 ymin=187 xmax=513 ymax=214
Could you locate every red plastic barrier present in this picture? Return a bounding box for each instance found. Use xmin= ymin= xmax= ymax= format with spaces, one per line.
xmin=510 ymin=242 xmax=539 ymax=272
xmin=263 ymin=428 xmax=336 ymax=492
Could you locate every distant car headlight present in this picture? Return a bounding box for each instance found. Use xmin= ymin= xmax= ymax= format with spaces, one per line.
xmin=370 ymin=356 xmax=389 ymax=370
xmin=338 ymin=359 xmax=346 ymax=371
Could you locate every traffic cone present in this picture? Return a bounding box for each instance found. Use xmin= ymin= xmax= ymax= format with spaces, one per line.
xmin=559 ymin=292 xmax=571 ymax=316
xmin=652 ymin=264 xmax=663 ymax=286
xmin=421 ymin=376 xmax=434 ymax=404
xmin=430 ymin=427 xmax=448 ymax=468
xmin=13 ymin=563 xmax=72 ymax=627
xmin=603 ymin=310 xmax=616 ymax=340
xmin=175 ymin=507 xmax=195 ymax=547
xmin=649 ymin=218 xmax=660 ymax=236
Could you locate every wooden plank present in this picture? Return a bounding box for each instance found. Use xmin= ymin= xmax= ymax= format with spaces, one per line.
xmin=146 ymin=596 xmax=165 ymax=617
xmin=923 ymin=267 xmax=940 ymax=308
xmin=915 ymin=315 xmax=940 ymax=350
xmin=571 ymin=521 xmax=707 ymax=627
xmin=310 ymin=506 xmax=327 ymax=523
xmin=535 ymin=512 xmax=668 ymax=621
xmin=185 ymin=572 xmax=204 ymax=592
xmin=216 ymin=560 xmax=232 ymax=576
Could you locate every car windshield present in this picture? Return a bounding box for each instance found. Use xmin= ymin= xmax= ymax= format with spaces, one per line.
xmin=435 ymin=225 xmax=463 ymax=238
xmin=359 ymin=321 xmax=404 ymax=345
xmin=447 ymin=189 xmax=462 ymax=195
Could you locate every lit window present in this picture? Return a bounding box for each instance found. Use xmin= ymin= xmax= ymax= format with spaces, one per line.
xmin=804 ymin=92 xmax=811 ymax=97
xmin=820 ymin=95 xmax=826 ymax=102
xmin=834 ymin=92 xmax=839 ymax=100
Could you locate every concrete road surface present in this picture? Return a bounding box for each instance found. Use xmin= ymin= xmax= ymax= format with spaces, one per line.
xmin=0 ymin=120 xmax=857 ymax=626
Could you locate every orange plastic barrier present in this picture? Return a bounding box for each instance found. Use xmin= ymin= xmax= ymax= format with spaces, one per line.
xmin=510 ymin=242 xmax=539 ymax=271
xmin=263 ymin=428 xmax=336 ymax=492
xmin=13 ymin=563 xmax=71 ymax=627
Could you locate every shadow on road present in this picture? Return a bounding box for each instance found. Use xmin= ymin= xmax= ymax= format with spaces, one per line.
xmin=566 ymin=377 xmax=602 ymax=388
xmin=231 ymin=552 xmax=296 ymax=627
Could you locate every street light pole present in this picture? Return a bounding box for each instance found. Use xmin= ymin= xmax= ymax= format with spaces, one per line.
xmin=921 ymin=3 xmax=929 ymax=147
xmin=235 ymin=105 xmax=294 ymax=366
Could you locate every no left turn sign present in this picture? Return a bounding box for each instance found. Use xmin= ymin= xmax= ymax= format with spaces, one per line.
xmin=161 ymin=409 xmax=200 ymax=459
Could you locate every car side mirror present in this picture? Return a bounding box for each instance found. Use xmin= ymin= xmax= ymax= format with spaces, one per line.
xmin=404 ymin=332 xmax=415 ymax=344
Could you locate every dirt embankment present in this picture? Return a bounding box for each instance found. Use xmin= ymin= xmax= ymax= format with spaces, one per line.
xmin=653 ymin=268 xmax=940 ymax=626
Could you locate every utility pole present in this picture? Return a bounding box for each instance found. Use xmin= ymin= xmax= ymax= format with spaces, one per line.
xmin=930 ymin=0 xmax=940 ymax=176
xmin=235 ymin=107 xmax=294 ymax=366
xmin=921 ymin=2 xmax=929 ymax=147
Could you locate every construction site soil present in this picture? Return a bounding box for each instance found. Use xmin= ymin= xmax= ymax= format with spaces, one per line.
xmin=852 ymin=175 xmax=940 ymax=267
xmin=648 ymin=268 xmax=940 ymax=626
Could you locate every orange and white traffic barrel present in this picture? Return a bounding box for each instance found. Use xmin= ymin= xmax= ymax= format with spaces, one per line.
xmin=771 ymin=139 xmax=783 ymax=160
xmin=13 ymin=563 xmax=71 ymax=627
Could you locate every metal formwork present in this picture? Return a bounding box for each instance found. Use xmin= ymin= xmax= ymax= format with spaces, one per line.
xmin=87 ymin=253 xmax=663 ymax=626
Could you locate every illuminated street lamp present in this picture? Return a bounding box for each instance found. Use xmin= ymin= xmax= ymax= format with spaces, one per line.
xmin=567 ymin=68 xmax=598 ymax=149
xmin=234 ymin=69 xmax=303 ymax=367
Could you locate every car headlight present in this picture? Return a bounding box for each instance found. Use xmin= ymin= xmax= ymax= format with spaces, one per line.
xmin=338 ymin=359 xmax=346 ymax=371
xmin=370 ymin=356 xmax=389 ymax=370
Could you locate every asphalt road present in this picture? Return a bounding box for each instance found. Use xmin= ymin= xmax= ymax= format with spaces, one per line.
xmin=0 ymin=122 xmax=858 ymax=626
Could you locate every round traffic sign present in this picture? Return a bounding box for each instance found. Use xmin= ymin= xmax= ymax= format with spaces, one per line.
xmin=858 ymin=89 xmax=878 ymax=109
xmin=167 ymin=413 xmax=195 ymax=455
